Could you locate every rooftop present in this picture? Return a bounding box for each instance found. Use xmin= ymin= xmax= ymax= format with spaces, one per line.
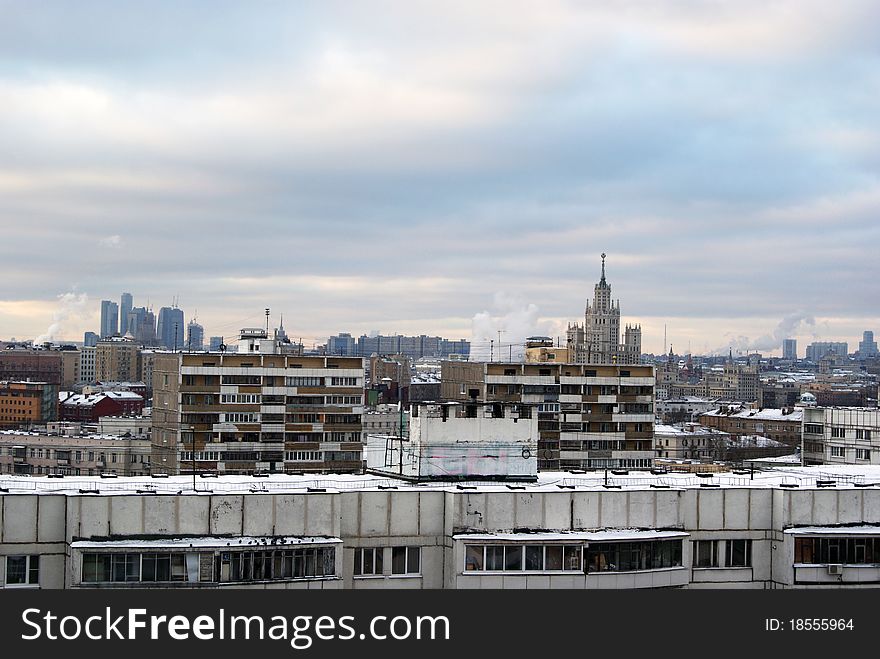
xmin=1 ymin=465 xmax=879 ymax=497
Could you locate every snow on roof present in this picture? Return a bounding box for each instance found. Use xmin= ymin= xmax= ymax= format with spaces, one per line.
xmin=703 ymin=407 xmax=804 ymax=421
xmin=71 ymin=535 xmax=341 ymax=549
xmin=784 ymin=526 xmax=880 ymax=535
xmin=61 ymin=391 xmax=143 ymax=407
xmin=452 ymin=530 xmax=689 ymax=542
xmin=654 ymin=424 xmax=728 ymax=436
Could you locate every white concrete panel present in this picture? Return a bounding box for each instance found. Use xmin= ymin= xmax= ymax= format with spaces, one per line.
xmin=864 ymin=491 xmax=880 ymax=525
xmin=177 ymin=496 xmax=211 ymax=535
xmin=78 ymin=497 xmax=110 ymax=539
xmin=628 ymin=491 xmax=656 ymax=528
xmin=37 ymin=496 xmax=66 ymax=543
xmin=210 ymin=496 xmax=244 ymax=535
xmin=836 ymin=490 xmax=863 ymax=525
xmin=751 ymin=490 xmax=773 ymax=529
xmin=811 ymin=490 xmax=839 ymax=524
xmin=2 ymin=496 xmax=38 ymax=543
xmin=571 ymin=492 xmax=600 ymax=529
xmin=109 ymin=497 xmax=143 ymax=536
xmin=787 ymin=491 xmax=814 ymax=526
xmin=389 ymin=492 xmax=419 ymax=536
xmin=274 ymin=495 xmax=307 ymax=536
xmin=514 ymin=492 xmax=543 ymax=529
xmin=243 ymin=495 xmax=275 ymax=536
xmin=485 ymin=493 xmax=515 ymax=531
xmin=599 ymin=491 xmax=628 ymax=527
xmin=654 ymin=491 xmax=680 ymax=528
xmin=143 ymin=496 xmax=176 ymax=535
xmin=723 ymin=490 xmax=749 ymax=529
xmin=339 ymin=493 xmax=359 ymax=538
xmin=544 ymin=492 xmax=572 ymax=531
xmin=697 ymin=491 xmax=724 ymax=530
xmin=359 ymin=492 xmax=390 ymax=536
xmin=304 ymin=494 xmax=335 ymax=536
xmin=418 ymin=493 xmax=445 ymax=537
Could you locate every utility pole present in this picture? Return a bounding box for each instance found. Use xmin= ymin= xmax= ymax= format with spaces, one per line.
xmin=490 ymin=339 xmax=494 ymax=362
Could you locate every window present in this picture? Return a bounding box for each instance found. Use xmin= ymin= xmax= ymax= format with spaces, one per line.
xmin=464 ymin=544 xmax=583 ymax=572
xmin=856 ymin=449 xmax=871 ymax=461
xmin=725 ymin=540 xmax=752 ymax=567
xmin=830 ymin=446 xmax=845 ymax=458
xmin=330 ymin=377 xmax=359 ymax=386
xmin=794 ymin=537 xmax=880 ymax=565
xmin=391 ymin=547 xmax=421 ymax=575
xmin=353 ymin=548 xmax=383 ymax=576
xmin=693 ymin=540 xmax=718 ymax=568
xmin=286 ymin=377 xmax=323 ymax=387
xmin=585 ymin=540 xmax=682 ymax=573
xmin=831 ymin=427 xmax=846 ymax=438
xmin=5 ymin=555 xmax=39 ymax=587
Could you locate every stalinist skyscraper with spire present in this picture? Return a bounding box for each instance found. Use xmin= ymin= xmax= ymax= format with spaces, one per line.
xmin=566 ymin=253 xmax=642 ymax=364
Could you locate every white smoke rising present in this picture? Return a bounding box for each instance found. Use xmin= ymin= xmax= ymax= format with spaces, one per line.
xmin=711 ymin=311 xmax=817 ymax=355
xmin=470 ymin=292 xmax=561 ymax=360
xmin=35 ymin=292 xmax=91 ymax=344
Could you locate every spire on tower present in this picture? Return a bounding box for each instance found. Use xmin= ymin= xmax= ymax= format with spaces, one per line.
xmin=600 ymin=252 xmax=607 ymax=283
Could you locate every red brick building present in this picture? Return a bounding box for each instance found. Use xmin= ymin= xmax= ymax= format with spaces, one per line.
xmin=60 ymin=391 xmax=145 ymax=423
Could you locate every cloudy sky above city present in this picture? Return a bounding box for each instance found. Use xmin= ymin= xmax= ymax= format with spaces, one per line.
xmin=1 ymin=1 xmax=878 ymax=356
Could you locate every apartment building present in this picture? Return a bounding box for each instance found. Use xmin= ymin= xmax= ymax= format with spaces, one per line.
xmin=95 ymin=337 xmax=141 ymax=383
xmin=441 ymin=361 xmax=654 ymax=471
xmin=3 ymin=465 xmax=880 ymax=590
xmin=151 ymin=328 xmax=365 ymax=475
xmin=0 ymin=431 xmax=151 ymax=476
xmin=0 ymin=347 xmax=62 ymax=386
xmin=803 ymin=407 xmax=880 ymax=466
xmin=699 ymin=406 xmax=803 ymax=448
xmin=0 ymin=381 xmax=57 ymax=428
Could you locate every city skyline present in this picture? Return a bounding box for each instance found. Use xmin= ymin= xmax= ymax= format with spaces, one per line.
xmin=1 ymin=2 xmax=879 ymax=354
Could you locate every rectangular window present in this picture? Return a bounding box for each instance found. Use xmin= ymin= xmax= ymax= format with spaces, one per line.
xmin=725 ymin=540 xmax=752 ymax=567
xmin=353 ymin=548 xmax=383 ymax=576
xmin=856 ymin=449 xmax=871 ymax=461
xmin=5 ymin=555 xmax=39 ymax=587
xmin=831 ymin=427 xmax=846 ymax=438
xmin=391 ymin=547 xmax=421 ymax=575
xmin=831 ymin=446 xmax=845 ymax=457
xmin=693 ymin=540 xmax=718 ymax=568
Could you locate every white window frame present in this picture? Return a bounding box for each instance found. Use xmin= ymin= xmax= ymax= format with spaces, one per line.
xmin=4 ymin=555 xmax=39 ymax=588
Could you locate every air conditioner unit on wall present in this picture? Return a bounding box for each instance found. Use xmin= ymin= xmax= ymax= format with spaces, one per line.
xmin=827 ymin=564 xmax=843 ymax=575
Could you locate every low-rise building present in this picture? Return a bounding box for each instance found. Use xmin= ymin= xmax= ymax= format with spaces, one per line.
xmin=59 ymin=391 xmax=145 ymax=423
xmin=699 ymin=405 xmax=803 ymax=449
xmin=0 ymin=431 xmax=151 ymax=476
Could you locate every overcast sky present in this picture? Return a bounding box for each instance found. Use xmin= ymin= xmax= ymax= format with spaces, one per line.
xmin=1 ymin=1 xmax=878 ymax=356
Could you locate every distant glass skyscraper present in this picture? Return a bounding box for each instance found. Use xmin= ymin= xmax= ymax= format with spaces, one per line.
xmin=858 ymin=331 xmax=878 ymax=359
xmin=157 ymin=306 xmax=185 ymax=350
xmin=83 ymin=331 xmax=99 ymax=347
xmin=119 ymin=292 xmax=133 ymax=335
xmin=187 ymin=320 xmax=205 ymax=351
xmin=100 ymin=300 xmax=118 ymax=338
xmin=783 ymin=338 xmax=797 ymax=361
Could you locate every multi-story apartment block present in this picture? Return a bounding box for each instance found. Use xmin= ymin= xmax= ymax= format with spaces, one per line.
xmin=4 ymin=465 xmax=880 ymax=590
xmin=441 ymin=361 xmax=654 ymax=471
xmin=760 ymin=377 xmax=802 ymax=409
xmin=57 ymin=345 xmax=81 ymax=388
xmin=79 ymin=346 xmax=96 ymax=385
xmin=353 ymin=334 xmax=471 ymax=360
xmin=95 ymin=337 xmax=141 ymax=383
xmin=803 ymin=407 xmax=880 ymax=465
xmin=699 ymin=406 xmax=803 ymax=448
xmin=0 ymin=347 xmax=62 ymax=386
xmin=60 ymin=391 xmax=145 ymax=423
xmin=0 ymin=432 xmax=151 ymax=476
xmin=566 ymin=254 xmax=642 ymax=366
xmin=0 ymin=381 xmax=58 ymax=428
xmin=703 ymin=362 xmax=759 ymax=403
xmin=151 ymin=329 xmax=365 ymax=475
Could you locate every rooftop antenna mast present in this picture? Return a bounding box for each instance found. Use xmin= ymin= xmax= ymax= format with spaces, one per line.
xmin=265 ymin=308 xmax=270 ymax=336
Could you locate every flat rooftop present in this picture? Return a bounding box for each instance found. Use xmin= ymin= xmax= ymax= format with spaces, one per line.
xmin=1 ymin=465 xmax=879 ymax=496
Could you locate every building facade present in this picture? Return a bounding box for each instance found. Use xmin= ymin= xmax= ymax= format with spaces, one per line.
xmin=566 ymin=254 xmax=641 ymax=365
xmin=3 ymin=466 xmax=880 ymax=590
xmin=0 ymin=382 xmax=58 ymax=428
xmin=100 ymin=300 xmax=118 ymax=339
xmin=157 ymin=306 xmax=185 ymax=350
xmin=699 ymin=406 xmax=803 ymax=449
xmin=803 ymin=407 xmax=880 ymax=466
xmin=151 ymin=330 xmax=365 ymax=475
xmin=120 ymin=293 xmax=133 ymax=336
xmin=95 ymin=337 xmax=141 ymax=383
xmin=0 ymin=433 xmax=151 ymax=476
xmin=783 ymin=339 xmax=797 ymax=361
xmin=806 ymin=342 xmax=848 ymax=362
xmin=442 ymin=361 xmax=654 ymax=471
